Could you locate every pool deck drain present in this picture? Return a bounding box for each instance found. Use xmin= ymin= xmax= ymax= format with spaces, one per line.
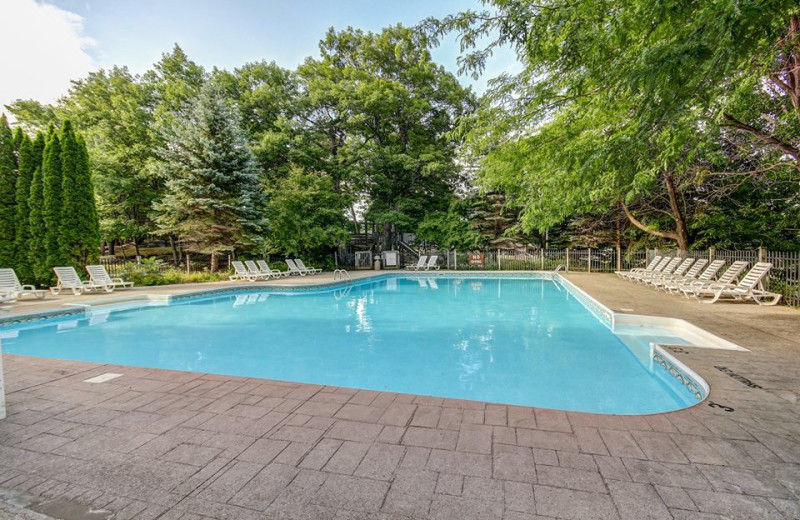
xmin=0 ymin=271 xmax=797 ymax=520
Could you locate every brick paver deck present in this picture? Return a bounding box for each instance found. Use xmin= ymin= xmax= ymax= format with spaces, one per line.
xmin=0 ymin=272 xmax=798 ymax=519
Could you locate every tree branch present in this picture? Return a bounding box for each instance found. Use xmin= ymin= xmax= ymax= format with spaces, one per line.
xmin=620 ymin=203 xmax=679 ymax=241
xmin=721 ymin=113 xmax=800 ymax=164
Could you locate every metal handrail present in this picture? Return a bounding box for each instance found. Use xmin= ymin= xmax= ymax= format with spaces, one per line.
xmin=333 ymin=269 xmax=351 ymax=282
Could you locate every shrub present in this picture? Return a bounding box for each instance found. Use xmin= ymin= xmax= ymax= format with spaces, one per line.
xmin=118 ymin=257 xmax=230 ymax=286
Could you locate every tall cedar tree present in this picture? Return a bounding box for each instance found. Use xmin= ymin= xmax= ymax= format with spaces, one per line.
xmin=28 ymin=132 xmax=48 ymax=284
xmin=13 ymin=134 xmax=36 ymax=282
xmin=59 ymin=122 xmax=100 ymax=267
xmin=42 ymin=124 xmax=66 ymax=277
xmin=156 ymin=83 xmax=265 ymax=271
xmin=0 ymin=115 xmax=17 ymax=267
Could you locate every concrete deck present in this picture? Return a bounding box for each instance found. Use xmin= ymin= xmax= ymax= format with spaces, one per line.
xmin=0 ymin=272 xmax=798 ymax=519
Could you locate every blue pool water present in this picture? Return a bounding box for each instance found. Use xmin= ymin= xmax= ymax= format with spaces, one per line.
xmin=0 ymin=276 xmax=699 ymax=414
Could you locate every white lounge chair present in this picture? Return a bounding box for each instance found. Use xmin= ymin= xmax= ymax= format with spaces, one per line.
xmin=257 ymin=260 xmax=288 ymax=277
xmin=423 ymin=255 xmax=440 ymax=271
xmin=51 ymin=266 xmax=112 ymax=295
xmin=406 ymin=256 xmax=428 ymax=270
xmin=624 ymin=256 xmax=672 ymax=281
xmin=285 ymin=259 xmax=308 ymax=276
xmin=643 ymin=258 xmax=695 ymax=286
xmin=616 ymin=256 xmax=662 ymax=279
xmin=651 ymin=259 xmax=707 ymax=291
xmin=677 ymin=260 xmax=749 ymax=298
xmin=691 ymin=262 xmax=781 ymax=305
xmin=230 ymin=261 xmax=256 ymax=281
xmin=245 ymin=260 xmax=278 ymax=280
xmin=633 ymin=257 xmax=680 ymax=283
xmin=664 ymin=259 xmax=725 ymax=294
xmin=86 ymin=265 xmax=134 ymax=290
xmin=0 ymin=290 xmax=17 ymax=304
xmin=294 ymin=259 xmax=322 ymax=274
xmin=0 ymin=268 xmax=46 ymax=299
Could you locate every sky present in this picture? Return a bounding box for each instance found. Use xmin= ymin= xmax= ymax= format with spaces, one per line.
xmin=0 ymin=0 xmax=521 ymax=114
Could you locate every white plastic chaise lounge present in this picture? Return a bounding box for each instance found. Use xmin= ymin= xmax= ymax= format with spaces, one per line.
xmin=294 ymin=259 xmax=322 ymax=274
xmin=51 ymin=266 xmax=112 ymax=295
xmin=677 ymin=260 xmax=749 ymax=298
xmin=624 ymin=256 xmax=672 ymax=282
xmin=0 ymin=268 xmax=46 ymax=299
xmin=257 ymin=260 xmax=288 ymax=278
xmin=615 ymin=256 xmax=662 ymax=279
xmin=651 ymin=259 xmax=707 ymax=291
xmin=285 ymin=259 xmax=309 ymax=276
xmin=423 ymin=255 xmax=440 ymax=271
xmin=690 ymin=262 xmax=781 ymax=305
xmin=0 ymin=290 xmax=17 ymax=304
xmin=644 ymin=258 xmax=695 ymax=287
xmin=406 ymin=256 xmax=428 ymax=270
xmin=245 ymin=260 xmax=280 ymax=280
xmin=664 ymin=259 xmax=725 ymax=294
xmin=633 ymin=257 xmax=680 ymax=283
xmin=86 ymin=265 xmax=134 ymax=290
xmin=230 ymin=261 xmax=257 ymax=281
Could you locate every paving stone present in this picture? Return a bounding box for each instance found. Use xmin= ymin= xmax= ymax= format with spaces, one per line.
xmin=376 ymin=425 xmax=405 ymax=444
xmin=298 ymin=438 xmax=342 ymax=470
xmin=161 ymin=443 xmax=221 ymax=466
xmin=401 ymin=426 xmax=457 ymax=450
xmin=695 ymin=464 xmax=793 ymax=498
xmin=557 ymin=451 xmax=597 ymax=471
xmin=503 ymin=480 xmax=535 ymax=514
xmin=455 ymin=423 xmax=492 ymax=454
xmin=311 ymin=474 xmax=389 ymax=512
xmin=437 ymin=407 xmax=463 ymax=431
xmin=686 ymin=489 xmax=784 ymax=519
xmin=427 ymin=449 xmax=493 ymax=478
xmin=598 ymin=429 xmax=646 ymax=460
xmin=607 ymin=481 xmax=672 ymax=520
xmin=410 ymin=406 xmax=442 ymax=428
xmin=294 ymin=400 xmax=343 ymax=418
xmin=235 ymin=437 xmax=290 ymax=465
xmin=573 ymin=426 xmax=609 ymax=456
xmin=335 ymin=404 xmax=385 ymax=423
xmin=516 ymin=429 xmax=579 ymax=452
xmin=655 ymin=485 xmax=697 ymax=510
xmin=322 ymin=441 xmax=370 ymax=475
xmin=428 ymin=493 xmax=503 ymax=520
xmin=531 ymin=448 xmax=558 ymax=466
xmin=354 ymin=442 xmax=405 ymax=480
xmin=378 ymin=404 xmax=416 ymax=426
xmin=270 ymin=425 xmax=325 ymax=444
xmin=382 ymin=468 xmax=437 ymax=516
xmin=492 ymin=426 xmax=516 ymax=445
xmin=462 ymin=476 xmax=503 ymax=503
xmin=493 ymin=444 xmax=536 ymax=483
xmin=435 ymin=473 xmax=463 ymax=496
xmin=670 ymin=434 xmax=728 ymax=465
xmin=536 ymin=464 xmax=606 ymax=493
xmin=484 ymin=405 xmax=507 ymax=426
xmin=229 ymin=463 xmax=299 ymax=510
xmin=326 ymin=420 xmax=384 ymax=443
xmin=534 ymin=409 xmax=571 ymax=433
xmin=631 ymin=431 xmax=689 ymax=464
xmin=622 ymin=458 xmax=712 ymax=490
xmin=534 ymin=485 xmax=620 ymax=520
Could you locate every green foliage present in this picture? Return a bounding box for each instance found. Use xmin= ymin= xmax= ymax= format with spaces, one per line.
xmin=59 ymin=123 xmax=100 ymax=267
xmin=155 ymin=82 xmax=266 ymax=267
xmin=41 ymin=125 xmax=66 ymax=275
xmin=0 ymin=115 xmax=16 ymax=267
xmin=13 ymin=134 xmax=36 ymax=282
xmin=117 ymin=258 xmax=229 ymax=286
xmin=265 ymin=165 xmax=350 ymax=256
xmin=416 ymin=197 xmax=481 ymax=250
xmin=27 ymin=133 xmax=48 ymax=284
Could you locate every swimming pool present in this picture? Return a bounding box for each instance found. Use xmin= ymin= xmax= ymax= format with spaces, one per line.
xmin=0 ymin=275 xmax=705 ymax=414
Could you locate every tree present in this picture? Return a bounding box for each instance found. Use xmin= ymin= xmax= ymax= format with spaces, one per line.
xmin=155 ymin=83 xmax=266 ymax=271
xmin=265 ymin=165 xmax=350 ymax=258
xmin=27 ymin=132 xmax=47 ymax=284
xmin=0 ymin=115 xmax=16 ymax=267
xmin=42 ymin=124 xmax=67 ymax=273
xmin=13 ymin=133 xmax=36 ymax=282
xmin=60 ymin=122 xmax=100 ymax=267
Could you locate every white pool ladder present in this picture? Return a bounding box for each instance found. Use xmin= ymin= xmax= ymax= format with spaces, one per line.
xmin=333 ymin=269 xmax=351 ymax=283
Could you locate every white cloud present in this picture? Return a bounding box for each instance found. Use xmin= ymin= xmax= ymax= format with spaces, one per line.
xmin=0 ymin=0 xmax=95 ymax=115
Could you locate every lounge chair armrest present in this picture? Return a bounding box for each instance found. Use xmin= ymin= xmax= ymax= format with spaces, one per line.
xmin=21 ymin=284 xmax=37 ymax=291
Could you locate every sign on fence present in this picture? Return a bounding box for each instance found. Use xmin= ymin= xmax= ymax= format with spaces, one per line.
xmin=468 ymin=253 xmax=485 ymax=267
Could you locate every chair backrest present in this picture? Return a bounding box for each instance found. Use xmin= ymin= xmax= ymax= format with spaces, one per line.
xmin=0 ymin=268 xmax=22 ymax=291
xmin=54 ymin=266 xmax=82 ymax=286
xmin=652 ymin=256 xmax=673 ymax=272
xmin=295 ymin=259 xmax=309 ymax=270
xmin=672 ymin=258 xmax=695 ymax=276
xmin=256 ymin=260 xmax=271 ymax=272
xmin=244 ymin=260 xmax=261 ymax=274
xmin=644 ymin=256 xmax=662 ymax=271
xmin=415 ymin=256 xmax=428 ymax=267
xmin=285 ymin=259 xmax=300 ymax=271
xmin=736 ymin=262 xmax=772 ymax=290
xmin=718 ymin=261 xmax=749 ymax=285
xmin=427 ymin=255 xmax=439 ymax=267
xmin=684 ymin=259 xmax=707 ymax=279
xmin=232 ymin=261 xmax=249 ymax=276
xmin=86 ymin=265 xmax=112 ymax=284
xmin=660 ymin=257 xmax=682 ymax=275
xmin=698 ymin=260 xmax=725 ymax=281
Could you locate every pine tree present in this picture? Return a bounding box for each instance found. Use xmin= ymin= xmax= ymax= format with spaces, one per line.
xmin=156 ymin=83 xmax=266 ymax=271
xmin=41 ymin=124 xmax=66 ymax=276
xmin=13 ymin=134 xmax=36 ymax=282
xmin=28 ymin=132 xmax=48 ymax=284
xmin=60 ymin=123 xmax=100 ymax=267
xmin=0 ymin=115 xmax=17 ymax=267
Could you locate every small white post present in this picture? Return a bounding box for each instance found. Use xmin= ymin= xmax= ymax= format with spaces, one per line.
xmin=616 ymin=245 xmax=622 ymax=271
xmin=540 ymin=249 xmax=545 ymax=270
xmin=566 ymin=248 xmax=570 ymax=271
xmin=587 ymin=248 xmax=592 ymax=273
xmin=497 ymin=249 xmax=501 ymax=271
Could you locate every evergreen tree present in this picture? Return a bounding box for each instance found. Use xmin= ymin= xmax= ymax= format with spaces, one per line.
xmin=13 ymin=134 xmax=36 ymax=282
xmin=60 ymin=124 xmax=100 ymax=267
xmin=41 ymin=124 xmax=66 ymax=275
xmin=0 ymin=115 xmax=16 ymax=267
xmin=28 ymin=132 xmax=48 ymax=284
xmin=156 ymin=83 xmax=266 ymax=271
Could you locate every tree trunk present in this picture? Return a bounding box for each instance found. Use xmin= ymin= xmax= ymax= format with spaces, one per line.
xmin=169 ymin=235 xmax=179 ymax=266
xmin=663 ymin=173 xmax=690 ymax=252
xmin=134 ymin=237 xmax=141 ymax=257
xmin=109 ymin=240 xmax=116 ymax=256
xmin=210 ymin=251 xmax=218 ymax=273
